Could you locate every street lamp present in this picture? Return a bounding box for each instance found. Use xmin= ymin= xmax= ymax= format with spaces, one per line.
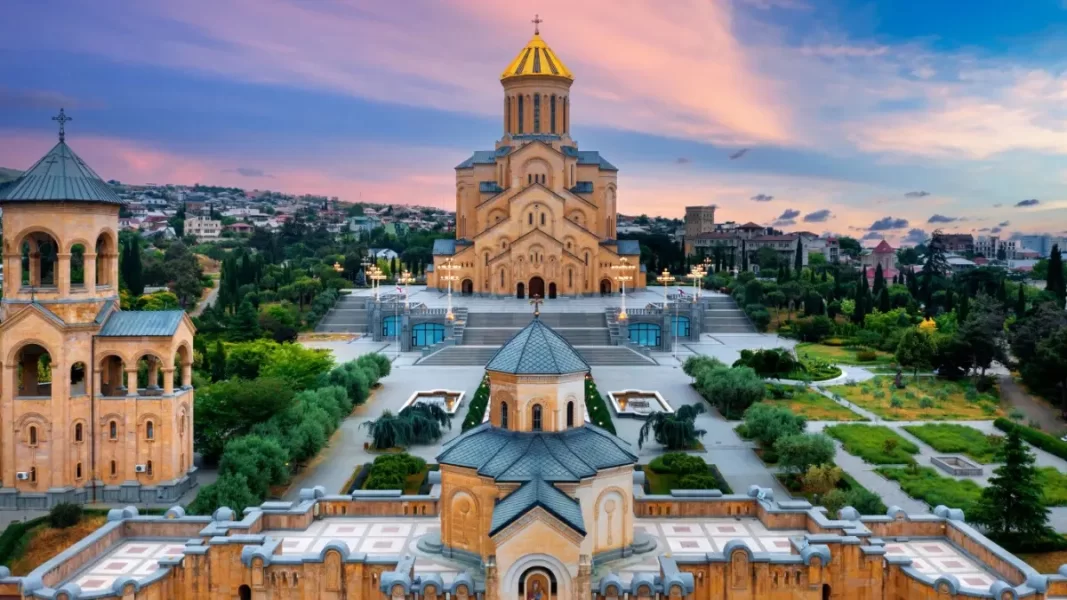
xmin=611 ymin=257 xmax=634 ymax=321
xmin=656 ymin=269 xmax=675 ymax=306
xmin=397 ymin=269 xmax=415 ymax=310
xmin=369 ymin=266 xmax=386 ymax=301
xmin=333 ymin=261 xmax=343 ymax=274
xmin=440 ymin=257 xmax=461 ymax=322
xmin=688 ymin=265 xmax=705 ymax=300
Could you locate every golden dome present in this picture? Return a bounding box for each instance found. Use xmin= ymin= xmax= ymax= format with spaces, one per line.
xmin=501 ymin=33 xmax=574 ymax=81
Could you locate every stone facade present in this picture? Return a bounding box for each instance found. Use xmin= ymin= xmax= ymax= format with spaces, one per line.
xmin=427 ymin=30 xmax=644 ymax=298
xmin=0 ymin=133 xmax=197 ymax=509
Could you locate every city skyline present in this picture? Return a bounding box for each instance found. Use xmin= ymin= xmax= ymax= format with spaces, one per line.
xmin=2 ymin=0 xmax=1066 ymax=243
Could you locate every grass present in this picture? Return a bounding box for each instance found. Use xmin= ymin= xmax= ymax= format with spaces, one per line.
xmin=795 ymin=342 xmax=896 ymax=366
xmin=767 ymin=389 xmax=865 ymax=421
xmin=824 ymin=424 xmax=919 ymax=464
xmin=825 ymin=375 xmax=1003 ymax=421
xmin=8 ymin=515 xmax=108 ymax=575
xmin=1038 ymin=467 xmax=1067 ymax=506
xmin=876 ymin=466 xmax=982 ymax=513
xmin=902 ymin=424 xmax=1004 ymax=463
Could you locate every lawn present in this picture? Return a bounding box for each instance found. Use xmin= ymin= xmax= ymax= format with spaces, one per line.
xmin=825 ymin=376 xmax=1003 ymax=421
xmin=876 ymin=466 xmax=982 ymax=513
xmin=795 ymin=342 xmax=896 ymax=366
xmin=825 ymin=424 xmax=919 ymax=464
xmin=902 ymin=424 xmax=1004 ymax=463
xmin=1038 ymin=467 xmax=1067 ymax=506
xmin=766 ymin=389 xmax=865 ymax=421
xmin=7 ymin=515 xmax=108 ymax=575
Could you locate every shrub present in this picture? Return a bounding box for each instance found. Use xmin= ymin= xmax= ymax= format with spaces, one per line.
xmin=742 ymin=403 xmax=806 ymax=448
xmin=995 ymin=418 xmax=1067 ymax=461
xmin=774 ymin=433 xmax=835 ymax=474
xmin=889 ymin=397 xmax=903 ymax=408
xmin=876 ymin=466 xmax=982 ymax=514
xmin=802 ymin=464 xmax=842 ymax=495
xmin=695 ymin=365 xmax=766 ymax=419
xmin=919 ymin=397 xmax=934 ymax=408
xmin=964 ymin=388 xmax=978 ymax=402
xmin=975 ymin=374 xmax=996 ymax=393
xmin=650 ymin=452 xmax=707 ymax=475
xmin=49 ymin=503 xmax=83 ymax=529
xmin=733 ymin=348 xmax=799 ymax=378
xmin=856 ymin=350 xmax=878 ymax=362
xmin=679 ymin=473 xmax=719 ymax=489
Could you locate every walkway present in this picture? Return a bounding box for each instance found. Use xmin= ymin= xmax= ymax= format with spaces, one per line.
xmin=999 ymin=375 xmax=1066 ymax=436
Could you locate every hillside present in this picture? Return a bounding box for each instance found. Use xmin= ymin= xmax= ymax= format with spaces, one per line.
xmin=0 ymin=167 xmax=21 ymax=183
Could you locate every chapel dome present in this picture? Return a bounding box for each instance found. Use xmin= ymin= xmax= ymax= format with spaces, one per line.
xmin=500 ymin=33 xmax=574 ymax=82
xmin=0 ymin=140 xmax=124 ymax=205
xmin=485 ymin=317 xmax=589 ymax=375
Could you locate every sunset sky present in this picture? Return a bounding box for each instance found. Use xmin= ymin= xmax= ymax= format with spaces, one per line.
xmin=2 ymin=0 xmax=1066 ymax=243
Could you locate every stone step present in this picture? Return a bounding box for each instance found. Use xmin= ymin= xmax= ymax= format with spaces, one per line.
xmin=462 ymin=327 xmax=611 ymax=346
xmin=465 ymin=312 xmax=605 ymax=328
xmin=416 ymin=345 xmax=656 ymax=366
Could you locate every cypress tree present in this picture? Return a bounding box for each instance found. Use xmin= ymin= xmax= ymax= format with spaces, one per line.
xmin=741 ymin=240 xmax=749 ymax=272
xmin=124 ymin=238 xmax=144 ymax=297
xmin=958 ymin=290 xmax=970 ymax=322
xmin=852 ymin=279 xmax=867 ymax=324
xmin=211 ymin=340 xmax=227 ymax=382
xmin=794 ymin=239 xmax=803 ymax=272
xmin=860 ymin=267 xmax=870 ymax=294
xmin=877 ymin=288 xmax=891 ymax=313
xmin=873 ymin=263 xmax=885 ymax=295
xmin=1049 ymin=244 xmax=1065 ymax=309
xmin=945 ymin=289 xmax=955 ymax=313
xmin=1016 ymin=283 xmax=1027 ymax=317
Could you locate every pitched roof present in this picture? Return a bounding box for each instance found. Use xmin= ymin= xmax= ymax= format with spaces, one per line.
xmin=873 ymin=240 xmax=895 ymax=253
xmin=431 ymin=239 xmax=471 ymax=256
xmin=501 ymin=33 xmax=574 ymax=81
xmin=486 ymin=318 xmax=589 ymax=375
xmin=738 ymin=222 xmax=764 ymax=229
xmin=98 ymin=310 xmax=185 ymax=337
xmin=455 ymin=147 xmax=511 ymax=169
xmin=0 ymin=141 xmax=124 ymax=205
xmin=489 ymin=476 xmax=586 ymax=536
xmin=437 ymin=423 xmax=637 ymax=483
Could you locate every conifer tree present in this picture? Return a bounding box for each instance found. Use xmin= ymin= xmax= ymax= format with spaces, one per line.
xmin=1016 ymin=283 xmax=1027 ymax=317
xmin=211 ymin=340 xmax=227 ymax=382
xmin=958 ymin=290 xmax=970 ymax=322
xmin=741 ymin=240 xmax=749 ymax=272
xmin=794 ymin=239 xmax=803 ymax=272
xmin=230 ymin=300 xmax=262 ymax=342
xmin=877 ymin=287 xmax=891 ymax=313
xmin=1049 ymin=244 xmax=1065 ymax=309
xmin=972 ymin=428 xmax=1050 ymax=541
xmin=873 ymin=263 xmax=885 ymax=295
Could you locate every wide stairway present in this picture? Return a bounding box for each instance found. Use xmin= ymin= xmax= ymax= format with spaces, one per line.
xmin=703 ymin=296 xmax=756 ymax=334
xmin=315 ymin=294 xmax=369 ymax=333
xmin=417 ymin=311 xmax=655 ymax=367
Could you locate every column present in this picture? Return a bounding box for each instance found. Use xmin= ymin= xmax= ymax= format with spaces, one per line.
xmin=162 ymin=367 xmax=175 ymax=395
xmin=125 ymin=368 xmax=139 ymax=397
xmin=181 ymin=363 xmax=192 ymax=389
xmin=56 ymin=252 xmax=71 ymax=296
xmin=2 ymin=364 xmax=16 ymax=484
xmin=146 ymin=358 xmax=159 ymax=390
xmin=84 ymin=253 xmax=97 ymax=294
xmin=93 ymin=369 xmax=103 ymax=397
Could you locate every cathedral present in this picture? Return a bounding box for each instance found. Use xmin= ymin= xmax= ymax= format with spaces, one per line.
xmin=0 ymin=113 xmax=197 ymax=509
xmin=427 ymin=24 xmax=646 ymax=298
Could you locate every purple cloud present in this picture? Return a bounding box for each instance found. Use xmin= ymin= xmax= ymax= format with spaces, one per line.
xmin=1016 ymin=199 xmax=1040 ymax=207
xmin=868 ymin=216 xmax=909 ymax=230
xmin=750 ymin=193 xmax=774 ymax=202
xmin=927 ymin=214 xmax=957 ymax=224
xmin=803 ymin=209 xmax=832 ymax=222
xmin=904 ymin=190 xmax=930 ymax=198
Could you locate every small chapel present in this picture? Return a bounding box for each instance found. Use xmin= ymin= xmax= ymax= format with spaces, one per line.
xmin=427 ymin=20 xmax=646 ymax=298
xmin=0 ymin=112 xmax=197 ymax=509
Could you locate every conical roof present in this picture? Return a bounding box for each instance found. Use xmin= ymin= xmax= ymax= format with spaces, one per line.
xmin=485 ymin=317 xmax=589 ymax=375
xmin=0 ymin=141 xmax=123 ymax=205
xmin=501 ymin=34 xmax=574 ymax=81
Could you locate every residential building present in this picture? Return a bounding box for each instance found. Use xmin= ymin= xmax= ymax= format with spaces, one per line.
xmin=688 ymin=222 xmax=805 ymax=270
xmin=185 ymin=216 xmax=222 ymax=241
xmin=975 ymin=236 xmax=1017 ymax=260
xmin=860 ymin=240 xmax=897 ymax=281
xmin=934 ymin=233 xmax=974 ymax=254
xmin=683 ymin=204 xmax=717 ymax=253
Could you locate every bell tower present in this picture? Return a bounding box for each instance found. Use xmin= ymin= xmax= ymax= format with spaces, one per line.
xmin=500 ymin=17 xmax=574 ymax=139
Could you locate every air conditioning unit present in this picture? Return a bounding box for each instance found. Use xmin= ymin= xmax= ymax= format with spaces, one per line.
xmin=15 ymin=472 xmax=29 ymax=481
xmin=134 ymin=464 xmax=147 ymax=473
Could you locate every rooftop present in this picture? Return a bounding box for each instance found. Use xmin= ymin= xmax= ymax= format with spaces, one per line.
xmin=501 ymin=33 xmax=573 ymax=81
xmin=485 ymin=317 xmax=590 ymax=375
xmin=0 ymin=141 xmax=124 ymax=205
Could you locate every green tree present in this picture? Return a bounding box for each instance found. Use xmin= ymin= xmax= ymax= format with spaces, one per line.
xmin=261 ymin=343 xmax=335 ymax=390
xmin=229 ymin=300 xmax=262 ymax=342
xmin=362 ymin=410 xmax=413 ymax=449
xmin=876 ymin=287 xmax=891 ymax=313
xmin=873 ymin=263 xmax=885 ymax=296
xmin=225 ymin=339 xmax=278 ymax=379
xmin=188 ymin=472 xmax=260 ymax=515
xmin=210 ymin=339 xmax=227 ymax=383
xmin=1016 ymin=283 xmax=1027 ymax=317
xmin=895 ymin=328 xmax=935 ymax=377
xmin=638 ymin=403 xmax=707 ymax=450
xmin=741 ymin=240 xmax=749 ymax=272
xmin=774 ymin=433 xmax=835 ymax=475
xmin=956 ymin=295 xmax=1006 ymax=378
xmin=742 ymin=403 xmax=806 ymax=448
xmin=794 ymin=239 xmax=803 ymax=272
xmin=194 ymin=377 xmax=296 ymax=462
xmin=123 ymin=238 xmax=145 ymax=296
xmin=971 ymin=428 xmax=1050 ymax=542
xmin=1049 ymin=244 xmax=1065 ymax=308
xmin=1032 ymin=327 xmax=1067 ymax=416
xmin=697 ymin=366 xmax=766 ymax=419
xmin=217 ymin=435 xmax=290 ymax=498
xmin=755 ymin=247 xmax=780 ymax=270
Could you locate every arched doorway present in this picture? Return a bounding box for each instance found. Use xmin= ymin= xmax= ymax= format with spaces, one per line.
xmin=504 ymin=555 xmax=570 ymax=600
xmin=516 ymin=282 xmax=525 ymax=299
xmin=529 ymin=277 xmax=545 ymax=299
xmin=823 ymin=584 xmax=831 ymax=600
xmin=548 ymin=282 xmax=557 ymax=299
xmin=600 ymin=279 xmax=612 ymax=296
xmin=238 ymin=584 xmax=252 ymax=600
xmin=461 ymin=279 xmax=474 ymax=296
xmin=519 ymin=567 xmax=556 ymax=600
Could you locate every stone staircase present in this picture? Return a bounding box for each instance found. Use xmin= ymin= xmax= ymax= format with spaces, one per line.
xmin=315 ymin=294 xmax=370 ymax=333
xmin=416 ymin=345 xmax=656 ymax=367
xmin=462 ymin=312 xmax=610 ymax=346
xmin=703 ymin=296 xmax=755 ymax=334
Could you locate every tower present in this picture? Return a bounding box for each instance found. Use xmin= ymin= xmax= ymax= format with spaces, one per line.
xmin=0 ymin=111 xmax=197 ymax=508
xmin=500 ymin=15 xmax=574 ymax=140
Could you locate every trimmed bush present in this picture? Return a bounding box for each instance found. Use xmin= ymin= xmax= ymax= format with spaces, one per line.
xmin=994 ymin=418 xmax=1067 ymax=461
xmin=48 ymin=503 xmax=82 ymax=529
xmin=650 ymin=452 xmax=707 ymax=475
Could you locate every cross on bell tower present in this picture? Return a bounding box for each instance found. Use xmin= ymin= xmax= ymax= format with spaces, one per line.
xmin=52 ymin=108 xmax=72 ymax=142
xmin=531 ymin=14 xmax=543 ymax=35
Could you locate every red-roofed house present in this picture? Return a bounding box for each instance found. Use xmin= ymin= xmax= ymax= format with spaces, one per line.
xmin=861 ymin=240 xmax=897 ymax=281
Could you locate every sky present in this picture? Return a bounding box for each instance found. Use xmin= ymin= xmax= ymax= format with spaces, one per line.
xmin=2 ymin=0 xmax=1067 ymax=244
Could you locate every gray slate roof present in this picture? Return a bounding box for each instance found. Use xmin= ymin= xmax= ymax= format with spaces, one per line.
xmin=99 ymin=310 xmax=185 ymax=337
xmin=561 ymin=147 xmax=618 ymax=171
xmin=0 ymin=142 xmax=124 ymax=205
xmin=489 ymin=476 xmax=586 ymax=536
xmin=436 ymin=423 xmax=637 ymax=483
xmin=432 ymin=239 xmax=472 ymax=256
xmin=456 ymin=147 xmax=512 ymax=169
xmin=485 ymin=318 xmax=589 ymax=375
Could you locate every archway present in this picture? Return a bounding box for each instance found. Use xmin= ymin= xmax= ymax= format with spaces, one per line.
xmin=20 ymin=232 xmax=60 ymax=289
xmin=600 ymin=279 xmax=612 ymax=296
xmin=16 ymin=344 xmax=53 ymax=398
xmin=548 ymin=282 xmax=557 ymax=299
xmin=461 ymin=279 xmax=474 ymax=296
xmin=95 ymin=232 xmax=117 ymax=287
xmin=238 ymin=584 xmax=252 ymax=600
xmin=99 ymin=355 xmax=127 ymax=397
xmin=503 ymin=556 xmax=570 ymax=600
xmin=823 ymin=584 xmax=831 ymax=600
xmin=529 ymin=277 xmax=545 ymax=299
xmin=516 ymin=282 xmax=525 ymax=299
xmin=519 ymin=567 xmax=556 ymax=600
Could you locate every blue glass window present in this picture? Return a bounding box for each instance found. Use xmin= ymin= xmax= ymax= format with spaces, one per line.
xmin=628 ymin=323 xmax=661 ymax=347
xmin=671 ymin=316 xmax=691 ymax=337
xmin=412 ymin=323 xmax=445 ymax=348
xmin=383 ymin=316 xmax=400 ymax=338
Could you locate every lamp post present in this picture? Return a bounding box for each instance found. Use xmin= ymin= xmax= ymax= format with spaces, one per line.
xmin=369 ymin=266 xmax=385 ymax=301
xmin=397 ymin=270 xmax=415 ymax=310
xmin=360 ymin=257 xmax=371 ymax=289
xmin=440 ymin=257 xmax=460 ymax=322
xmin=656 ymin=268 xmax=675 ymax=307
xmin=611 ymin=257 xmax=634 ymax=321
xmin=688 ymin=265 xmax=705 ymax=301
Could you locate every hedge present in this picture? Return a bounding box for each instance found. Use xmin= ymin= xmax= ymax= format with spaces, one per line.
xmin=0 ymin=508 xmax=117 ymax=567
xmin=461 ymin=377 xmax=490 ymax=431
xmin=994 ymin=418 xmax=1067 ymax=461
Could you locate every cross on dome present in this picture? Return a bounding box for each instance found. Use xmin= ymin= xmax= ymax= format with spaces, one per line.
xmin=52 ymin=108 xmax=72 ymax=142
xmin=531 ymin=14 xmax=543 ymax=35
xmin=529 ymin=294 xmax=543 ymax=318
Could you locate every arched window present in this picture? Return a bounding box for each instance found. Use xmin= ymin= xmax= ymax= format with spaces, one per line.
xmin=109 ymin=420 xmax=118 ymax=440
xmin=531 ymin=405 xmax=543 ymax=431
xmin=505 ymin=97 xmax=511 ymax=132
xmin=628 ymin=323 xmax=662 ymax=347
xmin=568 ymin=269 xmax=573 ymax=288
xmin=239 ymin=585 xmax=252 ymax=600
xmin=146 ymin=460 xmax=153 ymax=477
xmin=566 ymin=401 xmax=574 ymax=427
xmin=145 ymin=420 xmax=154 ymax=440
xmin=585 ymin=251 xmax=590 ymax=265
xmin=541 ymin=212 xmax=546 ymax=226
xmin=75 ymin=423 xmax=83 ymax=443
xmin=28 ymin=425 xmax=38 ymax=446
xmin=517 ymin=96 xmax=524 ymax=133
xmin=76 ymin=462 xmax=83 ymax=479
xmin=110 ymin=460 xmax=116 ymax=476
xmin=528 ymin=174 xmax=532 ymax=185
xmin=500 ymin=402 xmax=509 ymax=429
xmin=29 ymin=467 xmax=36 ymax=483
xmin=528 ymin=212 xmax=533 ymax=225
xmin=551 ymin=95 xmax=557 ymax=133
xmin=500 ymin=269 xmax=505 ymax=287
xmin=533 ymin=94 xmax=541 ymax=133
